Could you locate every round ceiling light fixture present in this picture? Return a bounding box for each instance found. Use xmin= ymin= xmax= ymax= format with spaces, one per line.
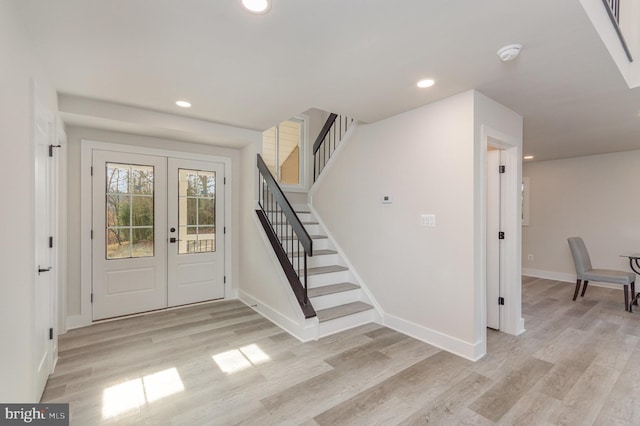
xmin=497 ymin=44 xmax=522 ymax=62
xmin=176 ymin=100 xmax=192 ymax=108
xmin=242 ymin=0 xmax=271 ymax=14
xmin=417 ymin=79 xmax=435 ymax=88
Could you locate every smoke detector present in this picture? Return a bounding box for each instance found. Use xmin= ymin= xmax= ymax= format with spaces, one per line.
xmin=497 ymin=44 xmax=522 ymax=62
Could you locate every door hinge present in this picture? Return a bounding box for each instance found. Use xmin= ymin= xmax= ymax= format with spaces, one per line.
xmin=91 ymin=230 xmax=94 ymax=239
xmin=224 ymin=276 xmax=226 ymax=284
xmin=91 ymin=293 xmax=93 ymax=303
xmin=499 ymin=165 xmax=506 ymax=174
xmin=49 ymin=328 xmax=53 ymax=340
xmin=224 ymin=177 xmax=226 ymax=185
xmin=498 ymin=231 xmax=505 ymax=240
xmin=49 ymin=236 xmax=54 ymax=248
xmin=49 ymin=144 xmax=61 ymax=157
xmin=90 ymin=166 xmax=93 ymax=176
xmin=498 ymin=297 xmax=505 ymax=305
xmin=224 ymin=226 xmax=226 ymax=234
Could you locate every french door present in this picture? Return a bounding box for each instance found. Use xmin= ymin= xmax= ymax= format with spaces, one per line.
xmin=167 ymin=158 xmax=225 ymax=306
xmin=92 ymin=150 xmax=225 ymax=320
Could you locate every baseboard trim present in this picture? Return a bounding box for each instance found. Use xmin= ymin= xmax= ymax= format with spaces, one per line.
xmin=383 ymin=313 xmax=484 ymax=362
xmin=239 ymin=290 xmax=317 ymax=342
xmin=65 ymin=314 xmax=89 ymax=331
xmin=523 ymin=268 xmax=623 ymax=290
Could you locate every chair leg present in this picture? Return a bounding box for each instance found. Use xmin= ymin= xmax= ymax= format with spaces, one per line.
xmin=573 ymin=279 xmax=582 ymax=301
xmin=581 ymin=280 xmax=589 ymax=297
xmin=624 ymin=284 xmax=629 ymax=312
xmin=633 ymin=282 xmax=638 ymax=306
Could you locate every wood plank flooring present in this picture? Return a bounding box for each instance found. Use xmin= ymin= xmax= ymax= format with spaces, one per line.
xmin=42 ymin=277 xmax=640 ymax=425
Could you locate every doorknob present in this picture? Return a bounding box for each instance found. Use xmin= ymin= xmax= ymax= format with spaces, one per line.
xmin=170 ymin=237 xmax=177 ymax=243
xmin=38 ymin=266 xmax=52 ymax=275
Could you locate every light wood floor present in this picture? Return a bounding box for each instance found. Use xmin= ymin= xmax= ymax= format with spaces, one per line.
xmin=43 ymin=277 xmax=640 ymax=425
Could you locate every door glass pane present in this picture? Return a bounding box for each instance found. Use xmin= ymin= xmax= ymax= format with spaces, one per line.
xmin=106 ymin=228 xmax=131 ymax=259
xmin=131 ymin=166 xmax=154 ymax=194
xmin=178 ymin=169 xmax=216 ymax=254
xmin=105 ymin=163 xmax=154 ymax=259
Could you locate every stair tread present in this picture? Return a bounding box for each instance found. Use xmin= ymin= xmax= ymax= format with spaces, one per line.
xmin=317 ymin=302 xmax=373 ymax=322
xmin=274 ymin=221 xmax=319 ymax=225
xmin=308 ymin=282 xmax=360 ymax=298
xmin=288 ymin=249 xmax=337 ymax=257
xmin=308 ymin=265 xmax=348 ymax=275
xmin=282 ymin=234 xmax=327 ymax=240
xmin=296 ymin=210 xmax=311 ymax=214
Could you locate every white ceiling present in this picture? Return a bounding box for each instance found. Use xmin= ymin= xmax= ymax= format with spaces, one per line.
xmin=14 ymin=0 xmax=640 ymax=160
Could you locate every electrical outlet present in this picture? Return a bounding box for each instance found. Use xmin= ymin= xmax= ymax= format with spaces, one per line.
xmin=527 ymin=254 xmax=534 ymax=262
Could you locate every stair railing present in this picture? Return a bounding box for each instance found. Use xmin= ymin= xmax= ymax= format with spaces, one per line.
xmin=256 ymin=154 xmax=316 ymax=318
xmin=313 ymin=113 xmax=354 ymax=182
xmin=602 ymin=0 xmax=633 ymax=62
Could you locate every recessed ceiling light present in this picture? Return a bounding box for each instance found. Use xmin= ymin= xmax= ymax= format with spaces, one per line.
xmin=524 ymin=155 xmax=534 ymax=160
xmin=242 ymin=0 xmax=270 ymax=13
xmin=176 ymin=100 xmax=191 ymax=108
xmin=417 ymin=79 xmax=435 ymax=88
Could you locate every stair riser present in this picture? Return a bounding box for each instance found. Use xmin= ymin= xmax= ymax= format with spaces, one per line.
xmin=304 ymin=270 xmax=353 ymax=288
xmin=296 ymin=212 xmax=314 ymax=222
xmin=318 ymin=309 xmax=375 ymax=338
xmin=310 ymin=289 xmax=362 ymax=310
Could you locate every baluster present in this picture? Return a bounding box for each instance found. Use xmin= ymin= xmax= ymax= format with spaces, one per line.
xmin=303 ymin=254 xmax=308 ymax=304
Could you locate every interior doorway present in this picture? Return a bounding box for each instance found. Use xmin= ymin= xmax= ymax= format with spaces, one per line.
xmin=486 ymin=147 xmax=503 ymax=330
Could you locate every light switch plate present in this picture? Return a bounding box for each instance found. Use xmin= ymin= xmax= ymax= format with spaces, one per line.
xmin=421 ymin=214 xmax=436 ymax=227
xmin=381 ymin=195 xmax=393 ymax=204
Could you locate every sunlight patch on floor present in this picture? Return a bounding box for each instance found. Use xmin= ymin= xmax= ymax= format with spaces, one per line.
xmin=102 ymin=367 xmax=185 ymax=419
xmin=212 ymin=344 xmax=271 ymax=374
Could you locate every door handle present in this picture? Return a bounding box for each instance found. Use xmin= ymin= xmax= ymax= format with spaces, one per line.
xmin=170 ymin=238 xmax=178 ymax=243
xmin=38 ymin=266 xmax=52 ymax=275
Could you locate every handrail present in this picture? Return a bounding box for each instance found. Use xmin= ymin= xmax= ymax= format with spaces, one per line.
xmin=312 ymin=113 xmax=338 ymax=154
xmin=602 ymin=0 xmax=633 ymax=62
xmin=256 ymin=154 xmax=315 ymax=318
xmin=313 ymin=113 xmax=354 ymax=182
xmin=257 ymin=154 xmax=312 ymax=255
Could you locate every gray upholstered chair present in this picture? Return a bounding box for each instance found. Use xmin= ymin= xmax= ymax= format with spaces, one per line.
xmin=567 ymin=237 xmax=636 ymax=311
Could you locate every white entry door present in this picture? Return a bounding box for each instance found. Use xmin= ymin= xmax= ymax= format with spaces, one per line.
xmin=92 ymin=151 xmax=225 ymax=320
xmin=167 ymin=159 xmax=225 ymax=307
xmin=92 ymin=150 xmax=168 ymax=320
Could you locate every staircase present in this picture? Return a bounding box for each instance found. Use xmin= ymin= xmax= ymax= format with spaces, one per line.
xmin=287 ymin=208 xmax=376 ymax=337
xmin=253 ymin=112 xmax=376 ymax=339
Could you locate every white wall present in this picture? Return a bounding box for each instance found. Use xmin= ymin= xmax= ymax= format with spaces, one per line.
xmin=523 ymin=149 xmax=640 ymax=279
xmin=0 ymin=0 xmax=58 ymax=401
xmin=312 ymin=91 xmax=477 ymax=350
xmin=65 ymin=126 xmax=244 ymax=320
xmin=310 ymin=90 xmax=522 ymax=359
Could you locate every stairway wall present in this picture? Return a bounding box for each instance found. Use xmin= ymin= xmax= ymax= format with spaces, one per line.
xmin=238 ymin=142 xmax=310 ymax=338
xmin=311 ymin=90 xmax=522 ymax=360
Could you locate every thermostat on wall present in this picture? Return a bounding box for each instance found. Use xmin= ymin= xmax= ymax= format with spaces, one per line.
xmin=381 ymin=195 xmax=393 ymax=204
